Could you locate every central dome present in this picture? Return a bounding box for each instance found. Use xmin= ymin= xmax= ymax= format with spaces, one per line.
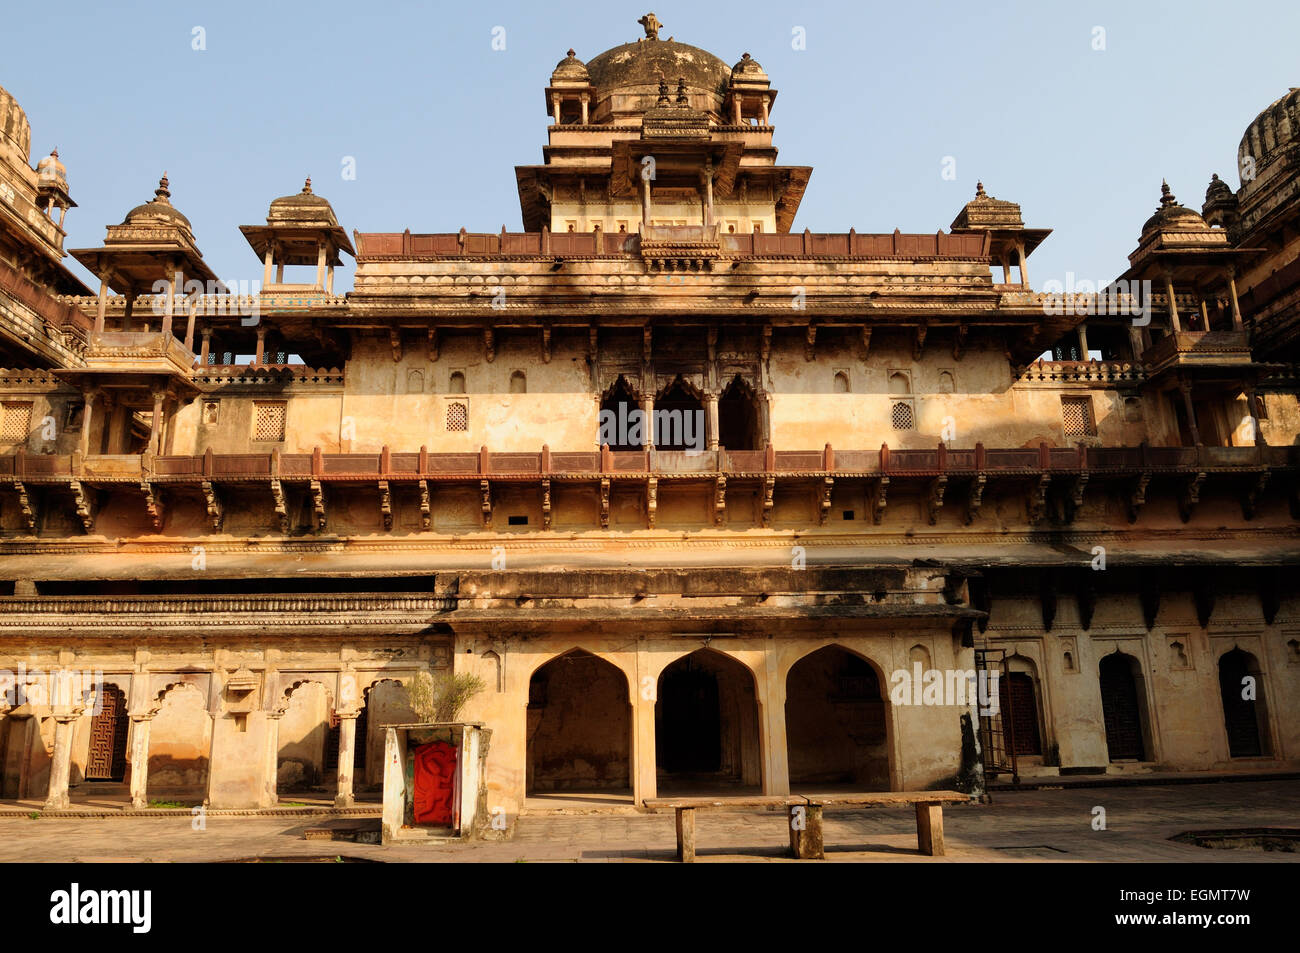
xmin=1238 ymin=87 xmax=1299 ymax=186
xmin=586 ymin=38 xmax=733 ymax=121
xmin=0 ymin=82 xmax=31 ymax=162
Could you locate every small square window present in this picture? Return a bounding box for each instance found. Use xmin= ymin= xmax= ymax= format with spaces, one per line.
xmin=1 ymin=402 xmax=33 ymax=444
xmin=446 ymin=401 xmax=468 ymax=433
xmin=1061 ymin=396 xmax=1096 ymax=437
xmin=253 ymin=402 xmax=286 ymax=441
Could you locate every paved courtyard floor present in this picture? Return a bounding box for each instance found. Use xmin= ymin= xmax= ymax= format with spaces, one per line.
xmin=1 ymin=780 xmax=1296 ymax=863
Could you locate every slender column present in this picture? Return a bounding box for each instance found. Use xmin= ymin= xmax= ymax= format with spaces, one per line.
xmin=122 ymin=293 xmax=134 ymax=332
xmin=551 ymin=95 xmax=561 ymax=124
xmin=1164 ymin=271 xmax=1182 ymax=332
xmin=199 ymin=327 xmax=211 ymax=367
xmin=183 ymin=294 xmax=197 ymax=351
xmin=95 ymin=277 xmax=108 ymax=333
xmin=262 ymin=244 xmax=274 ymax=287
xmin=1000 ymin=254 xmax=1010 ymax=285
xmin=580 ymin=94 xmax=589 ymax=124
xmin=79 ymin=390 xmax=97 ymax=458
xmin=760 ymin=94 xmax=769 ymax=125
xmin=275 ymin=261 xmax=284 ymax=284
xmin=1016 ymin=243 xmax=1029 ymax=287
xmin=326 ymin=266 xmax=335 ymax=295
xmin=732 ymin=96 xmax=742 ymax=125
xmin=1199 ymin=299 xmax=1210 ymax=330
xmin=262 ymin=712 xmax=281 ymax=808
xmin=642 ymin=396 xmax=655 ymax=451
xmin=43 ymin=715 xmax=78 ymax=811
xmin=128 ymin=716 xmax=152 ymax=809
xmin=706 ymin=394 xmax=719 ymax=451
xmin=1245 ymin=388 xmax=1267 ymax=447
xmin=1180 ymin=380 xmax=1201 ymax=447
xmin=641 ymin=173 xmax=653 ymax=227
xmin=314 ymin=242 xmax=327 ymax=290
xmin=632 ymin=646 xmax=657 ymax=806
xmin=334 ymin=712 xmax=358 ymax=807
xmin=1076 ymin=323 xmax=1089 ymax=360
xmin=763 ymin=643 xmax=790 ymax=795
xmin=1128 ymin=327 xmax=1147 ymax=362
xmin=161 ymin=269 xmax=177 ymax=337
xmin=254 ymin=326 xmax=266 ymax=366
xmin=148 ymin=391 xmax=165 ymax=455
xmin=1227 ymin=268 xmax=1244 ymax=330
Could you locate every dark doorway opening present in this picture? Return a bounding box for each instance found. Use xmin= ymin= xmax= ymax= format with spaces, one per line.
xmin=527 ymin=650 xmax=631 ymax=794
xmin=599 ymin=376 xmax=643 ymax=451
xmin=654 ymin=377 xmax=704 ymax=452
xmin=1001 ymin=672 xmax=1042 ymax=756
xmin=1219 ymin=649 xmax=1269 ymax=758
xmin=656 ymin=649 xmax=761 ymax=793
xmin=1100 ymin=653 xmax=1147 ymax=761
xmin=718 ymin=375 xmax=762 ymax=450
xmin=785 ymin=646 xmax=889 ymax=790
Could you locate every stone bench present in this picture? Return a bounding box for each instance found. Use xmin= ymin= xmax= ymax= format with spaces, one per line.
xmin=642 ymin=791 xmax=969 ymax=862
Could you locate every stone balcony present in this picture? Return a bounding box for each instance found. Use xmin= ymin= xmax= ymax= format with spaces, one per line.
xmin=82 ymin=330 xmax=196 ymax=375
xmin=1141 ymin=330 xmax=1252 ymax=377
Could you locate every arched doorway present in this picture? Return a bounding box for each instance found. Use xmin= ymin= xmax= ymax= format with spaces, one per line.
xmin=85 ymin=683 xmax=129 ymax=781
xmin=527 ymin=650 xmax=631 ymax=795
xmin=278 ymin=681 xmax=330 ymax=792
xmin=785 ymin=646 xmax=889 ymax=790
xmin=718 ymin=375 xmax=762 ymax=451
xmin=999 ymin=666 xmax=1043 ymax=757
xmin=599 ymin=376 xmax=643 ymax=451
xmin=654 ymin=377 xmax=705 ymax=453
xmin=1219 ymin=649 xmax=1270 ymax=758
xmin=656 ymin=649 xmax=761 ymax=793
xmin=1099 ymin=653 xmax=1149 ymax=762
xmin=148 ymin=683 xmax=212 ymax=798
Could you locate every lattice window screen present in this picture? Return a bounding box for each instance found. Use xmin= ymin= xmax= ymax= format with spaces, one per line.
xmin=253 ymin=402 xmax=287 ymax=441
xmin=446 ymin=401 xmax=468 ymax=433
xmin=1 ymin=403 xmax=32 ymax=443
xmin=1061 ymin=396 xmax=1097 ymax=437
xmin=890 ymin=400 xmax=914 ymax=431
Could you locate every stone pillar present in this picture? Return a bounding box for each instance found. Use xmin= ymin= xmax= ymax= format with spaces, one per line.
xmin=1076 ymin=323 xmax=1089 ymax=360
xmin=128 ymin=716 xmax=152 ymax=809
xmin=632 ymin=647 xmax=657 ymax=806
xmin=1016 ymin=243 xmax=1029 ymax=287
xmin=254 ymin=326 xmax=266 ymax=366
xmin=706 ymin=394 xmax=719 ymax=451
xmin=1199 ymin=299 xmax=1210 ymax=331
xmin=199 ymin=327 xmax=211 ymax=367
xmin=314 ymin=242 xmax=327 ymax=290
xmin=763 ymin=643 xmax=790 ymax=795
xmin=326 ymin=266 xmax=335 ymax=295
xmin=732 ymin=96 xmax=742 ymax=125
xmin=1227 ymin=268 xmax=1244 ymax=330
xmin=183 ymin=295 xmax=197 ymax=351
xmin=1245 ymin=388 xmax=1267 ymax=447
xmin=642 ymin=395 xmax=655 ymax=451
xmin=122 ymin=293 xmax=134 ymax=332
xmin=334 ymin=711 xmax=358 ymax=807
xmin=43 ymin=715 xmax=78 ymax=811
xmin=1180 ymin=380 xmax=1201 ymax=447
xmin=580 ymin=94 xmax=589 ymax=124
xmin=79 ymin=390 xmax=97 ymax=458
xmin=95 ymin=277 xmax=108 ymax=333
xmin=1164 ymin=271 xmax=1181 ymax=332
xmin=161 ymin=269 xmax=178 ymax=337
xmin=148 ymin=391 xmax=165 ymax=455
xmin=760 ymin=94 xmax=770 ymax=125
xmin=262 ymin=711 xmax=281 ymax=808
xmin=641 ymin=173 xmax=653 ymax=227
xmin=262 ymin=244 xmax=274 ymax=287
xmin=701 ymin=161 xmax=714 ymax=227
xmin=1128 ymin=327 xmax=1147 ymax=362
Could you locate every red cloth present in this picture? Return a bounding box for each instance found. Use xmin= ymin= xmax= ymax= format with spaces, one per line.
xmin=412 ymin=741 xmax=458 ymax=826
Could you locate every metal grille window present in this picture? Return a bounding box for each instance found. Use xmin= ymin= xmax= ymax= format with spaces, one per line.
xmin=890 ymin=400 xmax=914 ymax=431
xmin=252 ymin=402 xmax=287 ymax=441
xmin=1 ymin=402 xmax=32 ymax=443
xmin=446 ymin=401 xmax=468 ymax=433
xmin=1061 ymin=396 xmax=1097 ymax=437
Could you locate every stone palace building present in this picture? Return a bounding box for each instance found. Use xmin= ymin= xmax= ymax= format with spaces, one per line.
xmin=0 ymin=16 xmax=1297 ymax=821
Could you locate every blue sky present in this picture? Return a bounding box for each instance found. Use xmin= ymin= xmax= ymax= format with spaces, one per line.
xmin=6 ymin=0 xmax=1297 ymax=293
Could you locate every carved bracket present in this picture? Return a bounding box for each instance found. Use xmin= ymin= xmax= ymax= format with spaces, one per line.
xmin=483 ymin=329 xmax=496 ymax=363
xmin=426 ymin=327 xmax=439 ymax=363
xmin=1076 ymin=571 xmax=1096 ymax=631
xmin=542 ymin=478 xmax=553 ymax=530
xmin=762 ymin=475 xmax=775 ymax=527
xmin=270 ymin=478 xmax=290 ymax=534
xmin=1027 ymin=474 xmax=1050 ymax=523
xmin=1128 ymin=472 xmax=1151 ymax=523
xmin=1242 ymin=470 xmax=1269 ymax=520
xmin=1179 ymin=471 xmax=1206 ymax=523
xmin=804 ymin=324 xmax=817 ymax=362
xmin=1140 ymin=581 xmax=1160 ymax=631
xmin=140 ymin=480 xmax=164 ymax=532
xmin=913 ymin=322 xmax=928 ymax=361
xmin=418 ymin=479 xmax=432 ymax=530
xmin=761 ymin=324 xmax=772 ymax=365
xmin=71 ymin=480 xmax=95 ymax=533
xmin=389 ymin=328 xmax=402 ymax=362
xmin=714 ymin=476 xmax=727 ymax=525
xmin=379 ymin=480 xmax=393 ymax=531
xmin=926 ymin=475 xmax=947 ymax=525
xmin=599 ymin=477 xmax=610 ymax=529
xmin=859 ymin=326 xmax=872 ymax=361
xmin=965 ymin=473 xmax=986 ymax=525
xmin=871 ymin=477 xmax=889 ymax=525
xmin=1064 ymin=473 xmax=1089 ymax=524
xmin=201 ymin=480 xmax=223 ymax=532
xmin=952 ymin=324 xmax=968 ymax=361
xmin=310 ymin=479 xmax=327 ymax=532
xmin=13 ymin=481 xmax=36 ymax=534
xmin=541 ymin=325 xmax=552 ymax=364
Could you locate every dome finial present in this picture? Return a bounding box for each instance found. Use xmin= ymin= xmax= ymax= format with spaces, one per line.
xmin=50 ymin=146 xmax=58 ymax=158
xmin=1159 ymin=179 xmax=1178 ymax=207
xmin=155 ymin=172 xmax=171 ymax=203
xmin=638 ymin=12 xmax=662 ymax=41
xmin=303 ymin=176 xmax=313 ymax=194
xmin=975 ymin=181 xmax=986 ymax=198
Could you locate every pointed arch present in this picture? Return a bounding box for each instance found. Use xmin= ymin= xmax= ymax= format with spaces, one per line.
xmin=527 ymin=649 xmax=632 ymax=795
xmin=718 ymin=374 xmax=763 ymax=450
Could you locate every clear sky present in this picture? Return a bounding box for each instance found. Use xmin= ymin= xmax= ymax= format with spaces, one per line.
xmin=6 ymin=0 xmax=1298 ymax=294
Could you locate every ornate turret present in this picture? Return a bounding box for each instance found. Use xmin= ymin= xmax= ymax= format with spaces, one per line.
xmin=240 ymin=178 xmax=354 ymax=293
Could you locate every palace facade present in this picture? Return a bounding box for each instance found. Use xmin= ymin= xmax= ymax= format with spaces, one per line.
xmin=0 ymin=18 xmax=1297 ymax=823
